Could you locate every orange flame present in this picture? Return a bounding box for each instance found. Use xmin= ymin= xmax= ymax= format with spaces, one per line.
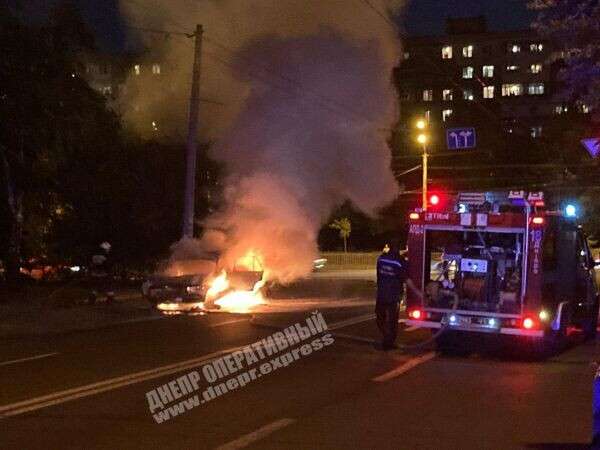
xmin=206 ymin=266 xmax=266 ymax=313
xmin=206 ymin=271 xmax=230 ymax=299
xmin=234 ymin=250 xmax=264 ymax=272
xmin=214 ymin=277 xmax=265 ymax=313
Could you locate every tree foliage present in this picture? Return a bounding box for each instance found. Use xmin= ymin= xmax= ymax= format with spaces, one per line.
xmin=329 ymin=217 xmax=352 ymax=253
xmin=0 ymin=4 xmax=222 ymax=285
xmin=528 ymin=0 xmax=600 ymax=109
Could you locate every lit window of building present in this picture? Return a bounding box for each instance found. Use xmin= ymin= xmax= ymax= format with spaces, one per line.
xmin=506 ymin=65 xmax=519 ymax=72
xmin=482 ymin=65 xmax=494 ymax=78
xmin=152 ymin=64 xmax=161 ymax=75
xmin=403 ymin=52 xmax=410 ymax=60
xmin=442 ymin=46 xmax=453 ymax=59
xmin=462 ymin=45 xmax=474 ymax=58
xmin=554 ymin=105 xmax=566 ymax=115
xmin=530 ymin=43 xmax=544 ymax=52
xmin=134 ymin=64 xmax=141 ymax=75
xmin=101 ymin=86 xmax=112 ymax=95
xmin=442 ymin=89 xmax=453 ymax=101
xmin=502 ymin=83 xmax=523 ymax=96
xmin=463 ymin=89 xmax=474 ymax=101
xmin=528 ymin=83 xmax=545 ymax=95
xmin=530 ymin=63 xmax=543 ymax=74
xmin=425 ymin=110 xmax=431 ymax=122
xmin=581 ymin=104 xmax=590 ymax=114
xmin=509 ymin=44 xmax=521 ymax=53
xmin=483 ymin=86 xmax=495 ymax=99
xmin=442 ymin=109 xmax=453 ymax=122
xmin=462 ymin=66 xmax=474 ymax=79
xmin=531 ymin=126 xmax=543 ymax=138
xmin=423 ymin=89 xmax=433 ymax=101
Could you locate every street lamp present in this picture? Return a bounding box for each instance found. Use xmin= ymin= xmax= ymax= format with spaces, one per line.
xmin=415 ymin=119 xmax=429 ymax=210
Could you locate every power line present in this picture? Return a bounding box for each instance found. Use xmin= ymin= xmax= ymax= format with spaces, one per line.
xmin=202 ymin=35 xmax=380 ymax=126
xmin=124 ymin=24 xmax=190 ymax=38
xmin=123 ymin=21 xmax=386 ymax=126
xmin=394 ymin=164 xmax=422 ymax=177
xmin=203 ymin=49 xmax=372 ymax=123
xmin=356 ymin=0 xmax=399 ymax=31
xmin=429 ymin=163 xmax=598 ymax=170
xmin=354 ymin=0 xmax=505 ymax=126
xmin=120 ymin=0 xmax=191 ymax=34
xmin=120 ymin=0 xmax=381 ymax=125
xmin=392 ymin=150 xmax=485 ymax=159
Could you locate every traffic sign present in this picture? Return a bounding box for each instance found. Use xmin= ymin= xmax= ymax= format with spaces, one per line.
xmin=447 ymin=127 xmax=476 ymax=150
xmin=581 ymin=138 xmax=600 ymax=158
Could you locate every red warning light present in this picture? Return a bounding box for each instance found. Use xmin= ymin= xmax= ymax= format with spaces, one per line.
xmin=409 ymin=309 xmax=423 ymax=320
xmin=429 ymin=194 xmax=440 ymax=206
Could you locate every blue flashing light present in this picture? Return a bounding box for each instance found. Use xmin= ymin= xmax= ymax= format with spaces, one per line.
xmin=565 ymin=204 xmax=577 ymax=218
xmin=458 ymin=203 xmax=467 ymax=213
xmin=488 ymin=318 xmax=497 ymax=327
xmin=449 ymin=314 xmax=457 ymax=325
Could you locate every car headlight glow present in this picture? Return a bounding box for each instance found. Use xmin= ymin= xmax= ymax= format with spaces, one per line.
xmin=186 ymin=285 xmax=204 ymax=294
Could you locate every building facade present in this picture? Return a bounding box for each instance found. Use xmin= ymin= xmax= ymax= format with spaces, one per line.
xmin=393 ymin=17 xmax=561 ymax=165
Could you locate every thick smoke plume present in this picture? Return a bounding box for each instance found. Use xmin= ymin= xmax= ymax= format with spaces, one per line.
xmin=119 ymin=1 xmax=404 ymax=282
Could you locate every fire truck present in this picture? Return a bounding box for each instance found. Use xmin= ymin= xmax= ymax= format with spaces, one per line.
xmin=405 ymin=191 xmax=599 ymax=354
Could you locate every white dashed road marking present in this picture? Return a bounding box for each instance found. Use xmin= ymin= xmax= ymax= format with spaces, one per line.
xmin=372 ymin=351 xmax=437 ymax=382
xmin=209 ymin=318 xmax=250 ymax=328
xmin=0 ymin=352 xmax=59 ymax=368
xmin=215 ymin=418 xmax=296 ymax=450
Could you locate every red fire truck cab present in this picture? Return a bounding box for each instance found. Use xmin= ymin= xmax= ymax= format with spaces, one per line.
xmin=405 ymin=191 xmax=599 ymax=353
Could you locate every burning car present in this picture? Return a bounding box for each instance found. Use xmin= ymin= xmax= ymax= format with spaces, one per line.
xmin=142 ymin=253 xmax=268 ymax=314
xmin=142 ymin=272 xmax=208 ymax=313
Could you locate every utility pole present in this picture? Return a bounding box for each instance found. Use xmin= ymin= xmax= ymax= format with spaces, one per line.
xmin=422 ymin=147 xmax=428 ymax=211
xmin=182 ymin=24 xmax=203 ymax=239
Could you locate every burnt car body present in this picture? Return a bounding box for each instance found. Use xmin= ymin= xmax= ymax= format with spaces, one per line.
xmin=142 ymin=273 xmax=208 ymax=313
xmin=142 ymin=258 xmax=265 ymax=313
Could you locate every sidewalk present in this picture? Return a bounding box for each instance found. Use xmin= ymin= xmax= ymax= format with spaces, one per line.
xmin=0 ymin=293 xmax=162 ymax=339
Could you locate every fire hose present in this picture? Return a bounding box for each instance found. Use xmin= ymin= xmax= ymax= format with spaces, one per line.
xmin=249 ymin=295 xmax=459 ymax=351
xmin=395 ymin=295 xmax=459 ymax=350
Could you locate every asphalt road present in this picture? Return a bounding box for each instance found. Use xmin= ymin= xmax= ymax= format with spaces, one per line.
xmin=0 ymin=279 xmax=598 ymax=449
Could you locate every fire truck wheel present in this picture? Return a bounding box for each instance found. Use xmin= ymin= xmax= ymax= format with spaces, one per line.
xmin=435 ymin=330 xmax=472 ymax=356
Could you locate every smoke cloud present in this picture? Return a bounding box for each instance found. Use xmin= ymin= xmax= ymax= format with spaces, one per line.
xmin=119 ymin=1 xmax=404 ymax=282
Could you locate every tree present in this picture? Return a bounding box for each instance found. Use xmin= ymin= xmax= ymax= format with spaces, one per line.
xmin=0 ymin=4 xmax=224 ymax=285
xmin=528 ymin=0 xmax=600 ymax=110
xmin=0 ymin=4 xmax=116 ymax=283
xmin=329 ymin=218 xmax=352 ymax=253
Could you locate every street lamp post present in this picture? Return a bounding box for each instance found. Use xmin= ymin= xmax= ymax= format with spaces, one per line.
xmin=416 ymin=119 xmax=429 ymax=211
xmin=422 ymin=145 xmax=428 ymax=211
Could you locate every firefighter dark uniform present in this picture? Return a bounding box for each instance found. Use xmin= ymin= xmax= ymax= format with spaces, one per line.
xmin=376 ymin=250 xmax=408 ymax=349
xmin=89 ymin=243 xmax=114 ymax=304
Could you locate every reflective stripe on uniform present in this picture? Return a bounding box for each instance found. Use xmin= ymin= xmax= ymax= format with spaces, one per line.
xmin=378 ymin=258 xmax=404 ymax=268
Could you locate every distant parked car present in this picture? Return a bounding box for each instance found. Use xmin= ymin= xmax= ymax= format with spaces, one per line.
xmin=313 ymin=258 xmax=327 ymax=271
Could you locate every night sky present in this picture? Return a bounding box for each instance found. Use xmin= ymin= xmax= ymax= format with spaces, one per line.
xmin=403 ymin=0 xmax=535 ymax=36
xmin=18 ymin=0 xmax=535 ymax=51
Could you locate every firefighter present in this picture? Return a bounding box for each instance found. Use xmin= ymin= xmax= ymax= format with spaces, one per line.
xmin=376 ymin=239 xmax=422 ymax=350
xmin=88 ymin=242 xmax=115 ymax=305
